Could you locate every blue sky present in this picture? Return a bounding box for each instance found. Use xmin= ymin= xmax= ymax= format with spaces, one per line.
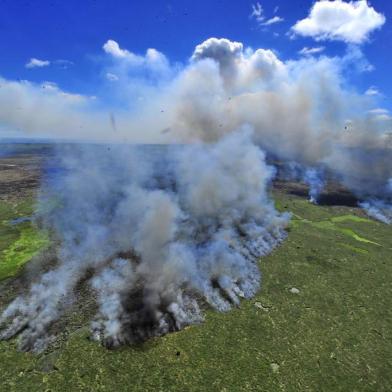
xmin=0 ymin=0 xmax=391 ymax=140
xmin=0 ymin=0 xmax=390 ymax=97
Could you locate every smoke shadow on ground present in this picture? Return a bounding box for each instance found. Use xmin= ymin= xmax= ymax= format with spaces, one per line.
xmin=317 ymin=192 xmax=359 ymax=207
xmin=273 ymin=180 xmax=359 ymax=207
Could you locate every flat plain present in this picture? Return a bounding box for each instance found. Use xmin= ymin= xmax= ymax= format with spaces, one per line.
xmin=0 ymin=148 xmax=391 ymax=392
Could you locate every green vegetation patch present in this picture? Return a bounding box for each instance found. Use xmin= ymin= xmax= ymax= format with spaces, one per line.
xmin=330 ymin=215 xmax=373 ymax=224
xmin=0 ymin=200 xmax=49 ymax=281
xmin=285 ymin=202 xmax=382 ymax=247
xmin=340 ymin=243 xmax=369 ymax=255
xmin=0 ymin=225 xmax=50 ymax=280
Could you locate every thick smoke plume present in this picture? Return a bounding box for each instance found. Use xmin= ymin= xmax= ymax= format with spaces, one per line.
xmin=1 ymin=36 xmax=391 ymax=351
xmin=2 ymin=38 xmax=390 ymax=218
xmin=0 ymin=131 xmax=289 ymax=351
xmin=165 ymin=39 xmax=391 ymax=215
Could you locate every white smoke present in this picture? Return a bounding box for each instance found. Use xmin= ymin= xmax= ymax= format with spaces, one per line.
xmin=279 ymin=162 xmax=326 ymax=204
xmin=359 ymin=200 xmax=392 ymax=224
xmin=1 ymin=39 xmax=391 ymax=196
xmin=0 ymin=131 xmax=289 ymax=351
xmin=1 ymin=35 xmax=391 ymax=350
xmin=164 ymin=38 xmax=391 ymax=219
xmin=303 ymin=168 xmax=326 ymax=204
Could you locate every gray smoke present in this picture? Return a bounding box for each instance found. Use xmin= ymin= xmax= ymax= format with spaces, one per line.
xmin=359 ymin=200 xmax=392 ymax=224
xmin=1 ymin=35 xmax=391 ymax=351
xmin=303 ymin=168 xmax=325 ymax=204
xmin=279 ymin=162 xmax=326 ymax=203
xmin=0 ymin=130 xmax=289 ymax=351
xmin=165 ymin=38 xmax=392 ymax=221
xmin=1 ymin=38 xmax=390 ymax=221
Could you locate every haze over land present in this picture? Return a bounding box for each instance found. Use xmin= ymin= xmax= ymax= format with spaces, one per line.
xmin=0 ymin=0 xmax=391 ymax=357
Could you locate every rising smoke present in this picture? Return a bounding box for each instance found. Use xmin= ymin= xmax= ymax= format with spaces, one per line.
xmin=0 ymin=131 xmax=289 ymax=351
xmin=165 ymin=39 xmax=391 ymax=211
xmin=0 ymin=36 xmax=391 ymax=351
xmin=2 ymin=38 xmax=389 ymax=212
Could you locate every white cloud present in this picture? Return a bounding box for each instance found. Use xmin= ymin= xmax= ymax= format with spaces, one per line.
xmin=103 ymin=40 xmax=130 ymax=58
xmin=299 ymin=46 xmax=325 ymax=56
xmin=25 ymin=58 xmax=50 ymax=68
xmin=250 ymin=3 xmax=284 ymax=27
xmin=190 ymin=37 xmax=287 ymax=87
xmin=365 ymin=86 xmax=380 ymax=96
xmin=291 ymin=0 xmax=386 ymax=44
xmin=250 ymin=2 xmax=265 ymax=23
xmin=106 ymin=72 xmax=119 ymax=82
xmin=25 ymin=58 xmax=73 ymax=70
xmin=103 ymin=39 xmax=169 ymax=72
xmin=261 ymin=16 xmax=284 ymax=26
xmin=191 ymin=38 xmax=243 ymax=64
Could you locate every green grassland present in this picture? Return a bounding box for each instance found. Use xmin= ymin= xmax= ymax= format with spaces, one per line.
xmin=0 ymin=192 xmax=391 ymax=391
xmin=0 ymin=200 xmax=49 ymax=280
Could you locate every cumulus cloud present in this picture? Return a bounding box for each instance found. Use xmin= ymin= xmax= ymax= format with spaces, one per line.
xmin=103 ymin=39 xmax=171 ymax=77
xmin=101 ymin=40 xmax=174 ymax=109
xmin=291 ymin=0 xmax=386 ymax=44
xmin=191 ymin=38 xmax=243 ymax=63
xmin=189 ymin=37 xmax=286 ymax=94
xmin=103 ymin=40 xmax=167 ymax=65
xmin=103 ymin=39 xmax=132 ymax=58
xmin=191 ymin=38 xmax=243 ymax=78
xmin=25 ymin=58 xmax=50 ymax=68
xmin=299 ymin=46 xmax=325 ymax=56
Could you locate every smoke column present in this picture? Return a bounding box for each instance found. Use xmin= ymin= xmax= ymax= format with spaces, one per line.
xmin=1 ymin=36 xmax=391 ymax=351
xmin=0 ymin=131 xmax=289 ymax=351
xmin=0 ymin=38 xmax=390 ymax=214
xmin=166 ymin=39 xmax=391 ymax=217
